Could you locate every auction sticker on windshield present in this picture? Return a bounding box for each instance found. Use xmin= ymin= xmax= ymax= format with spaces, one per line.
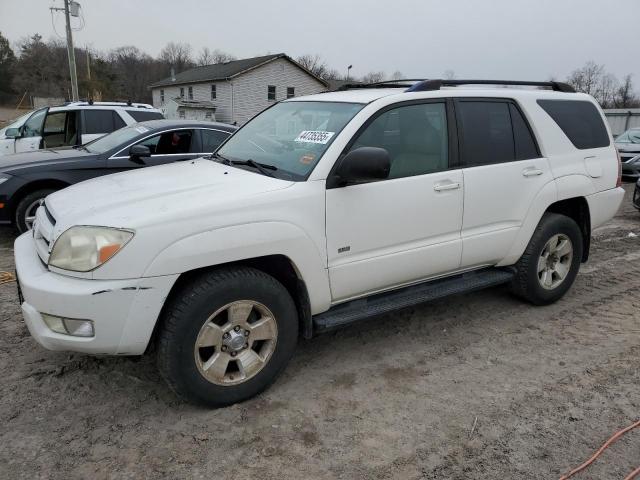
xmin=295 ymin=131 xmax=335 ymax=144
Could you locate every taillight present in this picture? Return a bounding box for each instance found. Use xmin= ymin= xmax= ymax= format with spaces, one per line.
xmin=615 ymin=146 xmax=622 ymax=187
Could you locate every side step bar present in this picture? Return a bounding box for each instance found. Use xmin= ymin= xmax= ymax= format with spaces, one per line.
xmin=313 ymin=268 xmax=514 ymax=333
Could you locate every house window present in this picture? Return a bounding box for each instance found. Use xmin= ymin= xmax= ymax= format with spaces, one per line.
xmin=179 ymin=110 xmax=185 ymax=119
xmin=188 ymin=86 xmax=193 ymax=100
xmin=287 ymin=87 xmax=295 ymax=99
xmin=211 ymin=84 xmax=216 ymax=100
xmin=267 ymin=85 xmax=276 ymax=101
xmin=180 ymin=87 xmax=184 ymax=98
xmin=160 ymin=89 xmax=165 ymax=103
xmin=205 ymin=111 xmax=212 ymax=120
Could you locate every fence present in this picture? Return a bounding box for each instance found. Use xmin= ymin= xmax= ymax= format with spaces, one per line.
xmin=604 ymin=109 xmax=640 ymax=137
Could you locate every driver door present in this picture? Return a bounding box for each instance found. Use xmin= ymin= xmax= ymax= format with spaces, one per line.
xmin=325 ymin=101 xmax=464 ymax=302
xmin=15 ymin=108 xmax=48 ymax=152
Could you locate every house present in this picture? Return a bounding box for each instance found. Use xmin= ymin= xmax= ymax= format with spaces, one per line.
xmin=149 ymin=53 xmax=328 ymax=125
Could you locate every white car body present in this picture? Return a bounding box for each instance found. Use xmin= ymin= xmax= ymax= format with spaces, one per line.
xmin=0 ymin=102 xmax=162 ymax=156
xmin=15 ymin=84 xmax=624 ymax=356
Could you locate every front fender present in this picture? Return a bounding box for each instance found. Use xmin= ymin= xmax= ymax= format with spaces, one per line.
xmin=143 ymin=221 xmax=332 ymax=313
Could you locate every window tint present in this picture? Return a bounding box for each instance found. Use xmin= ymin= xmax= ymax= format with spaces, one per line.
xmin=113 ymin=112 xmax=126 ymax=129
xmin=200 ymin=129 xmax=229 ymax=152
xmin=136 ymin=130 xmax=192 ymax=155
xmin=457 ymin=101 xmax=514 ymax=166
xmin=537 ymin=100 xmax=609 ymax=149
xmin=509 ymin=104 xmax=539 ymax=160
xmin=126 ymin=110 xmax=164 ymax=122
xmin=84 ymin=110 xmax=115 ymax=134
xmin=348 ymin=102 xmax=449 ymax=179
xmin=22 ymin=108 xmax=47 ymax=137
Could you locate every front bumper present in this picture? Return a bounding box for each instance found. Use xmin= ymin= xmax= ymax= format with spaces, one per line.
xmin=14 ymin=232 xmax=178 ymax=355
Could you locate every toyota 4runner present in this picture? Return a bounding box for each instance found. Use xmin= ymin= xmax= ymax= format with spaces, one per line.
xmin=14 ymin=79 xmax=625 ymax=407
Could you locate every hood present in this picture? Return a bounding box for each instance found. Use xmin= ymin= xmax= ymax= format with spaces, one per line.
xmin=0 ymin=148 xmax=95 ymax=173
xmin=46 ymin=158 xmax=294 ymax=230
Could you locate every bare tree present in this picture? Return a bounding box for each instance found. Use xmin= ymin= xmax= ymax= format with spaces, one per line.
xmin=389 ymin=70 xmax=404 ymax=81
xmin=443 ymin=69 xmax=456 ymax=80
xmin=361 ymin=71 xmax=385 ymax=84
xmin=296 ymin=54 xmax=328 ymax=79
xmin=197 ymin=47 xmax=214 ymax=66
xmin=613 ymin=74 xmax=640 ymax=108
xmin=159 ymin=42 xmax=193 ymax=73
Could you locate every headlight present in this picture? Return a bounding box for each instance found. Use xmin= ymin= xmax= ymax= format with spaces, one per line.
xmin=0 ymin=173 xmax=11 ymax=186
xmin=49 ymin=226 xmax=134 ymax=272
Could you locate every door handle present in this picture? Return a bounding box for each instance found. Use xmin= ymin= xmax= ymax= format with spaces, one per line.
xmin=522 ymin=168 xmax=543 ymax=177
xmin=433 ymin=181 xmax=461 ymax=192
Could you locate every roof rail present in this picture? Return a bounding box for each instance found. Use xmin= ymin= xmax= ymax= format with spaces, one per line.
xmin=406 ymin=79 xmax=576 ymax=93
xmin=337 ymin=79 xmax=422 ymax=91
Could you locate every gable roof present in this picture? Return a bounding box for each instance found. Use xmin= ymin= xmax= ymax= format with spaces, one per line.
xmin=149 ymin=53 xmax=328 ymax=89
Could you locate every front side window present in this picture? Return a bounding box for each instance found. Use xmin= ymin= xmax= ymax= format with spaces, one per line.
xmin=22 ymin=108 xmax=48 ymax=137
xmin=347 ymin=102 xmax=449 ymax=179
xmin=537 ymin=99 xmax=610 ymax=149
xmin=267 ymin=85 xmax=276 ymax=101
xmin=188 ymin=87 xmax=193 ymax=100
xmin=211 ymin=84 xmax=216 ymax=100
xmin=217 ymin=101 xmax=364 ymax=180
xmin=136 ymin=130 xmax=193 ymax=155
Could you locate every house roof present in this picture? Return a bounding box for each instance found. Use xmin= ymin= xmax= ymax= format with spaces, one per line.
xmin=150 ymin=53 xmax=328 ymax=89
xmin=172 ymin=99 xmax=217 ymax=110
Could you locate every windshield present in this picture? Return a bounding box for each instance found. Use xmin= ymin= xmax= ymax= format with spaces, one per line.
xmin=83 ymin=124 xmax=152 ymax=154
xmin=616 ymin=129 xmax=640 ymax=144
xmin=217 ymin=101 xmax=364 ymax=180
xmin=3 ymin=111 xmax=32 ymax=131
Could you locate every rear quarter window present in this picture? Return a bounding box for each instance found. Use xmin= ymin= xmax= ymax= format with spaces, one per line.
xmin=126 ymin=110 xmax=165 ymax=122
xmin=537 ymin=99 xmax=610 ymax=149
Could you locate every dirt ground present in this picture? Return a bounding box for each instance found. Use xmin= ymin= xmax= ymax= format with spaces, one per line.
xmin=0 ymin=186 xmax=639 ymax=480
xmin=0 ymin=107 xmax=31 ymax=128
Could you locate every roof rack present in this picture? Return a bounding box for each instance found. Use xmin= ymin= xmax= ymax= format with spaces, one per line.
xmin=338 ymin=79 xmax=576 ymax=93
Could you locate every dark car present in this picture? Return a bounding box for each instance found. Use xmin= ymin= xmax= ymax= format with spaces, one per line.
xmin=616 ymin=128 xmax=640 ymax=181
xmin=634 ymin=179 xmax=640 ymax=210
xmin=0 ymin=120 xmax=237 ymax=232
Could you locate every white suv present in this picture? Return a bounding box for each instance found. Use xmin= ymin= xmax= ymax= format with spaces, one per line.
xmin=14 ymin=79 xmax=624 ymax=407
xmin=0 ymin=101 xmax=163 ymax=156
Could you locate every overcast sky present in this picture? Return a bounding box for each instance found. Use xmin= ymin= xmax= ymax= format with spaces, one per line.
xmin=1 ymin=0 xmax=638 ymax=83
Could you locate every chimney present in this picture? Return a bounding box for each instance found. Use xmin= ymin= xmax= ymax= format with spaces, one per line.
xmin=171 ymin=67 xmax=176 ymax=82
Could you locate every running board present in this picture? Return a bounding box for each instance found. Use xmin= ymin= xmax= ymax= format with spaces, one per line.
xmin=313 ymin=268 xmax=514 ymax=332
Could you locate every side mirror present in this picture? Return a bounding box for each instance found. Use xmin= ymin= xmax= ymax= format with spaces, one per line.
xmin=329 ymin=147 xmax=391 ymax=187
xmin=5 ymin=127 xmax=21 ymax=139
xmin=129 ymin=144 xmax=151 ymax=164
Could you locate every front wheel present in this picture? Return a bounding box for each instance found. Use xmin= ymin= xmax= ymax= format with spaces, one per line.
xmin=15 ymin=189 xmax=56 ymax=233
xmin=511 ymin=213 xmax=583 ymax=305
xmin=156 ymin=267 xmax=298 ymax=407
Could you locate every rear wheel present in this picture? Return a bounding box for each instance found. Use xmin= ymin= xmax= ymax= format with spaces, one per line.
xmin=15 ymin=189 xmax=56 ymax=233
xmin=157 ymin=267 xmax=298 ymax=407
xmin=511 ymin=213 xmax=583 ymax=305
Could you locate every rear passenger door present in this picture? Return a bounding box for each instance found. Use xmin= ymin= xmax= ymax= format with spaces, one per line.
xmin=455 ymin=99 xmax=553 ymax=268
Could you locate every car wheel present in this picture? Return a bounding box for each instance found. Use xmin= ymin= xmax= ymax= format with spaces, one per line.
xmin=15 ymin=189 xmax=56 ymax=233
xmin=511 ymin=213 xmax=583 ymax=305
xmin=157 ymin=267 xmax=298 ymax=407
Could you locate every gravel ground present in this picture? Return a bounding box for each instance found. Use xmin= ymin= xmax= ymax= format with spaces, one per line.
xmin=0 ymin=186 xmax=639 ymax=479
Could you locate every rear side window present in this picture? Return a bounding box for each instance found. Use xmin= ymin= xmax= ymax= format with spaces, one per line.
xmin=537 ymin=100 xmax=610 ymax=149
xmin=200 ymin=129 xmax=230 ymax=152
xmin=113 ymin=112 xmax=126 ymax=129
xmin=84 ymin=110 xmax=115 ymax=134
xmin=457 ymin=100 xmax=540 ymax=166
xmin=126 ymin=110 xmax=164 ymax=122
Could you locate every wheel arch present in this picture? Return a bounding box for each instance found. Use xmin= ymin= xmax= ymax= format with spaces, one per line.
xmin=545 ymin=196 xmax=591 ymax=262
xmin=9 ymin=179 xmax=70 ymax=221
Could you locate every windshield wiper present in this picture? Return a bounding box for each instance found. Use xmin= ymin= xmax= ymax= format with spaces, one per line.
xmin=213 ymin=153 xmax=277 ymax=177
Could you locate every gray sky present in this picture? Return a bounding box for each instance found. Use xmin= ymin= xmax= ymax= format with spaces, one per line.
xmin=1 ymin=0 xmax=638 ymax=83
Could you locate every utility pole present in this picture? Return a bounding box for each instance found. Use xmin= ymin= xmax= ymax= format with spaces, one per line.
xmin=51 ymin=1 xmax=80 ymax=101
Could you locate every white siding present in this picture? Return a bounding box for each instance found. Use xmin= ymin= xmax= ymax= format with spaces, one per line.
xmin=230 ymin=58 xmax=327 ymax=125
xmin=151 ymin=57 xmax=327 ymax=125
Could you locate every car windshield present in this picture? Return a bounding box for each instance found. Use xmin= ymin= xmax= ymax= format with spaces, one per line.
xmin=216 ymin=101 xmax=364 ymax=180
xmin=83 ymin=124 xmax=152 ymax=154
xmin=616 ymin=129 xmax=640 ymax=144
xmin=4 ymin=111 xmax=32 ymax=130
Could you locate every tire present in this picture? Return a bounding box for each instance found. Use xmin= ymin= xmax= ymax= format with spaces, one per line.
xmin=511 ymin=213 xmax=583 ymax=305
xmin=156 ymin=267 xmax=299 ymax=407
xmin=15 ymin=189 xmax=56 ymax=233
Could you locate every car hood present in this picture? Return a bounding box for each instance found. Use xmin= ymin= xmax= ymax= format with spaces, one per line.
xmin=0 ymin=148 xmax=95 ymax=173
xmin=45 ymin=158 xmax=294 ymax=231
